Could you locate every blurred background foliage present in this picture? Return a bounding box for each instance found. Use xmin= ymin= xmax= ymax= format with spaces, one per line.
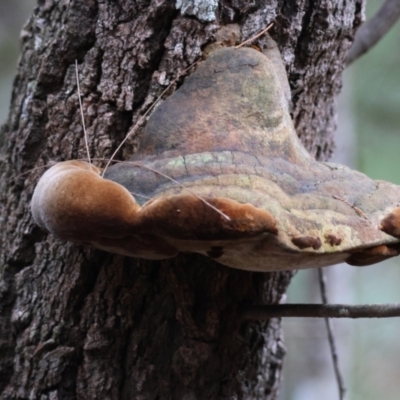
xmin=0 ymin=1 xmax=399 ymax=399
xmin=0 ymin=0 xmax=34 ymax=124
xmin=355 ymin=2 xmax=400 ymax=185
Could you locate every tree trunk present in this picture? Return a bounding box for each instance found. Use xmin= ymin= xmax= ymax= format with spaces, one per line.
xmin=0 ymin=1 xmax=363 ymax=399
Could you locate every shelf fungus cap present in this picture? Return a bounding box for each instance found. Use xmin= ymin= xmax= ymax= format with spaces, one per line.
xmin=31 ymin=160 xmax=278 ymax=262
xmin=32 ymin=44 xmax=400 ymax=271
xmin=31 ymin=161 xmax=177 ymax=259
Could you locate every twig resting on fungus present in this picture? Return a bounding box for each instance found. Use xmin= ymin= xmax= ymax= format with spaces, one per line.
xmin=102 ymin=61 xmax=199 ymax=176
xmin=75 ymin=60 xmax=91 ymax=164
xmin=235 ymin=23 xmax=274 ymax=49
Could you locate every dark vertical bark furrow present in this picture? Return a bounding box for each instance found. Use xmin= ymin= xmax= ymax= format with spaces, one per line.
xmin=0 ymin=269 xmax=17 ymax=394
xmin=276 ymin=0 xmax=365 ymax=160
xmin=0 ymin=1 xmax=364 ymax=399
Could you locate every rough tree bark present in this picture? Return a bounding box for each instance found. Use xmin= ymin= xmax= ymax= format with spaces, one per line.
xmin=0 ymin=1 xmax=363 ymax=399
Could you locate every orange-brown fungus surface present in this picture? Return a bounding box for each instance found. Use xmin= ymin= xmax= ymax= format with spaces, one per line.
xmin=31 ymin=43 xmax=400 ymax=271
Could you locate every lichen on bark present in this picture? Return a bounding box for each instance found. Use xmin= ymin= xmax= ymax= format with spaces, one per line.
xmin=176 ymin=0 xmax=218 ymax=22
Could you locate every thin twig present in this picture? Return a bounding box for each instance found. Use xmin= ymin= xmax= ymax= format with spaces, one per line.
xmin=100 ymin=158 xmax=231 ymax=221
xmin=129 ymin=191 xmax=152 ymax=200
xmin=102 ymin=60 xmax=200 ymax=176
xmin=346 ymin=0 xmax=400 ymax=65
xmin=235 ymin=23 xmax=274 ymax=49
xmin=332 ymin=195 xmax=369 ymax=220
xmin=24 ymin=156 xmax=231 ymax=221
xmin=318 ymin=268 xmax=346 ymax=400
xmin=240 ymin=303 xmax=400 ymax=319
xmin=14 ymin=164 xmax=55 ymax=181
xmin=75 ymin=60 xmax=91 ymax=164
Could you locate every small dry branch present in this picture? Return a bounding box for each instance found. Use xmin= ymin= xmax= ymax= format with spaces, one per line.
xmin=240 ymin=303 xmax=400 ymax=319
xmin=347 ymin=0 xmax=400 ymax=65
xmin=235 ymin=23 xmax=273 ymax=49
xmin=318 ymin=268 xmax=346 ymax=400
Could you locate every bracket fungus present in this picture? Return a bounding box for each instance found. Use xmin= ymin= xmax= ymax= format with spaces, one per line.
xmin=31 ymin=43 xmax=400 ymax=271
